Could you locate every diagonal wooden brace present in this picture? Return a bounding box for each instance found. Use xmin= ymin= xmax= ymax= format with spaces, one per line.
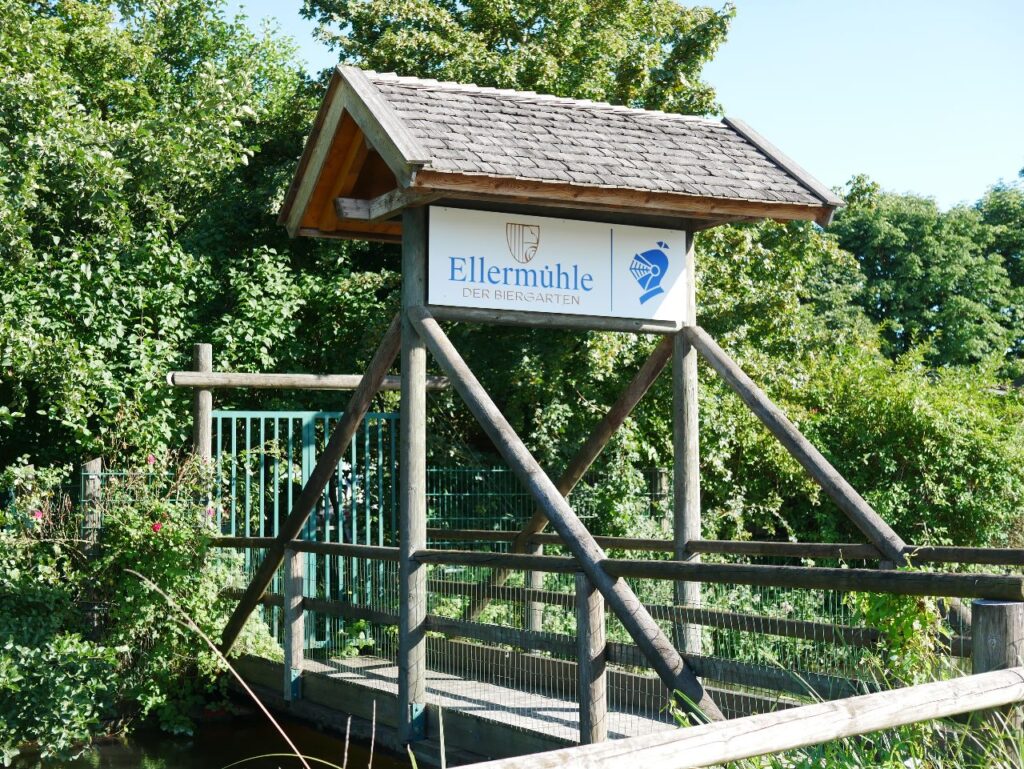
xmin=464 ymin=335 xmax=674 ymax=621
xmin=218 ymin=314 xmax=402 ymax=655
xmin=409 ymin=306 xmax=723 ymax=721
xmin=683 ymin=325 xmax=908 ymax=564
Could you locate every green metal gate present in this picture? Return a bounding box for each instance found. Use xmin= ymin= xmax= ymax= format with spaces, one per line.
xmin=212 ymin=409 xmax=399 ymax=549
xmin=213 ymin=409 xmax=399 ymax=649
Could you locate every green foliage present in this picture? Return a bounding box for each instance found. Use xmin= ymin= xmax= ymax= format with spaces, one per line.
xmin=831 ymin=176 xmax=1024 ymax=372
xmin=302 ymin=0 xmax=734 ymax=115
xmin=0 ymin=455 xmax=278 ymax=762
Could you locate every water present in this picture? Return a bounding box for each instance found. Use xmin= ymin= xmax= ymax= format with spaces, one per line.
xmin=13 ymin=714 xmax=409 ymax=769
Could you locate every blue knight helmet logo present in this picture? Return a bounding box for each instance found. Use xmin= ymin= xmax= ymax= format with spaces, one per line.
xmin=630 ymin=241 xmax=670 ymax=304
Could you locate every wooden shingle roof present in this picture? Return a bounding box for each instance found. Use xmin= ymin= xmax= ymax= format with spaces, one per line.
xmin=280 ymin=67 xmax=842 ymax=242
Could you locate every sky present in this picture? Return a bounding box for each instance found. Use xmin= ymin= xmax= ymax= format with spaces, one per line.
xmin=224 ymin=0 xmax=1024 ymax=209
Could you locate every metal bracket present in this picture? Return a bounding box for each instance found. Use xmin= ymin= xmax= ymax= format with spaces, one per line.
xmin=408 ymin=702 xmax=427 ymax=741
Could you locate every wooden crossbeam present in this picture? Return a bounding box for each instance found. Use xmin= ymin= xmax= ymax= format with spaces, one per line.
xmin=335 ymin=189 xmax=441 ymax=222
xmin=407 ymin=305 xmax=724 ymax=721
xmin=217 ymin=313 xmax=402 ymax=655
xmin=167 ymin=371 xmax=448 ymax=391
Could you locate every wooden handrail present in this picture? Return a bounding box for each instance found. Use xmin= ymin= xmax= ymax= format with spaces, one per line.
xmin=211 ymin=539 xmax=1024 ymax=599
xmin=167 ymin=370 xmax=449 ymax=390
xmin=413 ymin=549 xmax=1024 ymax=600
xmin=426 ymin=530 xmax=1024 ymax=567
xmin=457 ymin=667 xmax=1024 ymax=769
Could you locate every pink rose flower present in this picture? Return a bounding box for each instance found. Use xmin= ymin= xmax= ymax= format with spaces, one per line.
xmin=206 ymin=506 xmax=215 ymax=517
xmin=151 ymin=522 xmax=163 ymax=532
xmin=146 ymin=454 xmax=156 ymax=466
xmin=31 ymin=510 xmax=43 ymax=520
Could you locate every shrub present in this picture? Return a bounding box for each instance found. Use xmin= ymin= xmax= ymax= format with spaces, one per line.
xmin=0 ymin=454 xmax=278 ymax=763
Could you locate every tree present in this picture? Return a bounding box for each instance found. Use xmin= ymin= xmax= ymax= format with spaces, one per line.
xmin=829 ymin=175 xmax=1023 ymax=368
xmin=978 ymin=178 xmax=1024 ymax=368
xmin=0 ymin=0 xmax=383 ymax=467
xmin=301 ymin=0 xmax=735 ymax=115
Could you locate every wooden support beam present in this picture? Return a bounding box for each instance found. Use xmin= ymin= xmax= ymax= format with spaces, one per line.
xmin=283 ymin=547 xmax=304 ymax=702
xmin=411 ymin=170 xmax=834 ymax=227
xmin=407 ymin=306 xmax=723 ymax=721
xmin=972 ymin=599 xmax=1024 ymax=732
xmin=214 ymin=536 xmax=401 ymax=561
xmin=684 ymin=325 xmax=908 ymax=564
xmin=191 ymin=343 xmax=213 ymax=461
xmin=464 ymin=336 xmax=674 ymax=621
xmin=458 ymin=667 xmax=1024 ymax=769
xmin=217 ymin=313 xmax=402 ymax=655
xmin=168 ymin=371 xmax=448 ymax=391
xmin=673 ymin=232 xmax=701 ymax=653
xmin=398 ymin=207 xmax=428 ymax=744
xmin=335 ymin=189 xmax=442 ymax=222
xmin=415 ymin=549 xmax=1024 ymax=600
xmin=576 ymin=573 xmax=607 ymax=744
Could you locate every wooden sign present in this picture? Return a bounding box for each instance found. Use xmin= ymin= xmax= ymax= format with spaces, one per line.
xmin=428 ymin=207 xmax=689 ymax=322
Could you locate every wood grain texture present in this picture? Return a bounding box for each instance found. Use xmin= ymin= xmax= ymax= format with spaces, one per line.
xmin=336 ymin=188 xmax=441 ymax=222
xmin=282 ymin=548 xmax=304 ymax=702
xmin=458 ymin=667 xmax=1024 ymax=769
xmin=576 ymin=573 xmax=608 ymax=744
xmin=191 ymin=344 xmax=213 ymax=461
xmin=411 ymin=170 xmax=832 ymax=225
xmin=398 ymin=207 xmax=428 ymax=743
xmin=285 ymin=84 xmax=348 ymax=236
xmin=414 ymin=549 xmax=1024 ymax=599
xmin=673 ymin=234 xmax=701 ymax=653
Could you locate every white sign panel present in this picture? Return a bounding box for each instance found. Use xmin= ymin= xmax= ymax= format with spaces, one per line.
xmin=427 ymin=207 xmax=689 ymax=322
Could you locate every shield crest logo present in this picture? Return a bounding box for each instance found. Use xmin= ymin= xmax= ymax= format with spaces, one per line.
xmin=506 ymin=223 xmax=540 ymax=264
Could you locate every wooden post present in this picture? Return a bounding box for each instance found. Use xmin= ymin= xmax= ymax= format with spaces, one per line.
xmin=399 ymin=206 xmax=428 ymax=743
xmin=283 ymin=547 xmax=304 ymax=702
xmin=525 ymin=543 xmax=544 ymax=636
xmin=409 ymin=306 xmax=723 ymax=721
xmin=82 ymin=458 xmax=102 ymax=545
xmin=972 ymin=599 xmax=1024 ymax=733
xmin=576 ymin=572 xmax=607 ymax=744
xmin=218 ymin=313 xmax=401 ymax=655
xmin=192 ymin=343 xmax=213 ymax=461
xmin=673 ymin=233 xmax=701 ymax=654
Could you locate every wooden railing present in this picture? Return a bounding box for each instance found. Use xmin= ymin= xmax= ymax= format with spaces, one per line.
xmin=213 ymin=536 xmax=1024 ymax=738
xmin=456 ymin=667 xmax=1024 ymax=769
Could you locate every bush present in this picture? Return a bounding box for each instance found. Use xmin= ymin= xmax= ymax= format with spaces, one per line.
xmin=0 ymin=454 xmax=278 ymax=763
